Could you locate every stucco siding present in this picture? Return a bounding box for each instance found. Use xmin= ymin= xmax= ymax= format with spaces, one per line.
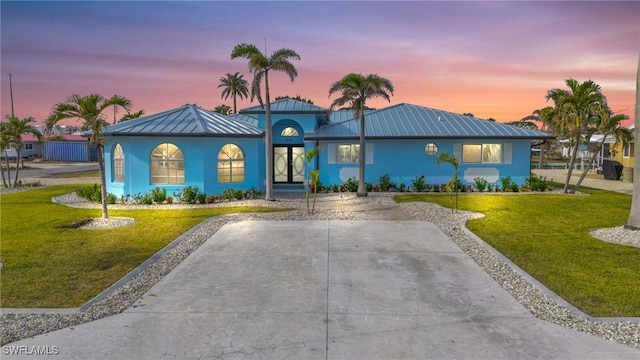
xmin=104 ymin=136 xmax=264 ymax=198
xmin=316 ymin=139 xmax=533 ymax=188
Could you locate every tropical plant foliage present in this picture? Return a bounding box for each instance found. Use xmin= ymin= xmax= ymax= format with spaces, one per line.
xmin=47 ymin=94 xmax=132 ymax=218
xmin=328 ymin=73 xmax=394 ymax=196
xmin=436 ymin=151 xmax=460 ymax=213
xmin=275 ymin=95 xmax=314 ymax=104
xmin=305 ymin=146 xmax=321 ymax=213
xmin=217 ymin=72 xmax=249 ymax=114
xmin=0 ymin=116 xmax=42 ymax=188
xmin=231 ymin=43 xmax=301 ymax=200
xmin=545 ymin=79 xmax=607 ymax=193
xmin=213 ymin=104 xmax=232 ymax=115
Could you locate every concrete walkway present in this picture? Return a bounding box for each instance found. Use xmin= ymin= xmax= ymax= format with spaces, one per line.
xmin=4 ymin=221 xmax=638 ymax=359
xmin=532 ymin=169 xmax=634 ymax=195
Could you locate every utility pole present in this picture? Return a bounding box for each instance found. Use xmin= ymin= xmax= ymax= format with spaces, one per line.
xmin=9 ymin=73 xmax=15 ymax=117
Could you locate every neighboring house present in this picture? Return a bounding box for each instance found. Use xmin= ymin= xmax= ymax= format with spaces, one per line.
xmin=609 ymin=124 xmax=635 ymax=177
xmin=102 ymin=100 xmax=553 ymax=198
xmin=2 ymin=134 xmax=43 ymax=159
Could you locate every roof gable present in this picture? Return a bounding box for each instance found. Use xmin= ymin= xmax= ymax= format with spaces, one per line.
xmin=309 ymin=103 xmax=554 ymax=140
xmin=103 ymin=105 xmax=264 ymax=137
xmin=240 ymin=99 xmax=327 ymax=114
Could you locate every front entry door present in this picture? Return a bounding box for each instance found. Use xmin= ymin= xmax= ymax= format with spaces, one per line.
xmin=274 ymin=146 xmax=305 ymax=183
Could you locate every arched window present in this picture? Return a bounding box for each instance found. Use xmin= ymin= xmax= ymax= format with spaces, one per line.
xmin=150 ymin=143 xmax=184 ymax=184
xmin=281 ymin=127 xmax=299 ymax=137
xmin=218 ymin=144 xmax=245 ymax=183
xmin=113 ymin=144 xmax=124 ymax=182
xmin=425 ymin=143 xmax=438 ymax=156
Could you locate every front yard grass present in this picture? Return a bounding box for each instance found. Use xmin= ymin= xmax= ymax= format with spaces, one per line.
xmin=0 ymin=185 xmax=287 ymax=308
xmin=396 ymin=188 xmax=640 ymax=317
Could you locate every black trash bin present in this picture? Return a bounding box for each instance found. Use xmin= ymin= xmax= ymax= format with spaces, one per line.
xmin=602 ymin=160 xmax=623 ymax=180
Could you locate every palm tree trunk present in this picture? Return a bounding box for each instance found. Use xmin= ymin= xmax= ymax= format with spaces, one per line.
xmin=357 ymin=111 xmax=367 ymax=197
xmin=97 ymin=144 xmax=109 ymax=219
xmin=571 ymin=142 xmax=602 ymax=193
xmin=5 ymin=153 xmax=13 ymax=188
xmin=564 ymin=139 xmax=580 ymax=193
xmin=625 ymin=53 xmax=640 ymax=229
xmin=264 ymin=72 xmax=275 ymax=201
xmin=232 ymin=94 xmax=237 ymax=115
xmin=12 ymin=148 xmax=21 ymax=187
xmin=0 ymin=156 xmax=7 ymax=188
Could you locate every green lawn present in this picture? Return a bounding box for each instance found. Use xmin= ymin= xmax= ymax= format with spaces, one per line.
xmin=0 ymin=185 xmax=287 ymax=308
xmin=396 ymin=189 xmax=640 ymax=317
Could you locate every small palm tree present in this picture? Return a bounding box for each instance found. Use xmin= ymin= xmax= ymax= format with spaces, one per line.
xmin=0 ymin=116 xmax=42 ymax=188
xmin=231 ymin=43 xmax=301 ymax=201
xmin=305 ymin=146 xmax=321 ymax=214
xmin=329 ymin=73 xmax=394 ymax=196
xmin=218 ymin=72 xmax=250 ymax=114
xmin=47 ymin=94 xmax=132 ymax=218
xmin=546 ymin=78 xmax=605 ymax=193
xmin=436 ymin=152 xmax=460 ymax=213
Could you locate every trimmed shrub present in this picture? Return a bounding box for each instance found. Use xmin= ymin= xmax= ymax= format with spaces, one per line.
xmin=474 ymin=177 xmax=489 ymax=192
xmin=412 ymin=175 xmax=427 ymax=192
xmin=379 ymin=174 xmax=397 ymax=192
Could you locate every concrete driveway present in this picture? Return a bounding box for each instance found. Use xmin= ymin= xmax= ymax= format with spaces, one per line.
xmin=3 ymin=220 xmax=638 ymax=359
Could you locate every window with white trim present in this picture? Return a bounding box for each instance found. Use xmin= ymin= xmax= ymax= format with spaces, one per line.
xmin=150 ymin=143 xmax=184 ymax=184
xmin=113 ymin=144 xmax=124 ymax=183
xmin=337 ymin=144 xmax=360 ymax=163
xmin=24 ymin=143 xmax=33 ymax=150
xmin=623 ymin=143 xmax=631 ymax=157
xmin=218 ymin=144 xmax=245 ymax=183
xmin=462 ymin=144 xmax=502 ymax=163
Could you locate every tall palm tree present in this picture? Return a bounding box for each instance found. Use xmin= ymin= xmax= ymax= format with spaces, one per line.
xmin=626 ymin=53 xmax=640 ymax=230
xmin=546 ymin=78 xmax=605 ymax=193
xmin=0 ymin=122 xmax=11 ymax=188
xmin=572 ymin=109 xmax=631 ymax=193
xmin=47 ymin=94 xmax=132 ymax=218
xmin=1 ymin=116 xmax=42 ymax=187
xmin=328 ymin=73 xmax=394 ymax=196
xmin=231 ymin=43 xmax=300 ymax=201
xmin=217 ymin=72 xmax=250 ymax=114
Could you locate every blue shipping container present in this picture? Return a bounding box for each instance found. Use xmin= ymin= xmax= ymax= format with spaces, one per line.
xmin=43 ymin=141 xmax=97 ymax=162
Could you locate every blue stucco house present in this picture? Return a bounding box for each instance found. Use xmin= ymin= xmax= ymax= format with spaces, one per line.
xmin=101 ymin=99 xmax=553 ymax=198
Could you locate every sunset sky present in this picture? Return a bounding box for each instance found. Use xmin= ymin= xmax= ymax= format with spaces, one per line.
xmin=1 ymin=1 xmax=638 ymax=126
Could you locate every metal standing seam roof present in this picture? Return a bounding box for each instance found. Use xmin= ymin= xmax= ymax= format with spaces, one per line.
xmin=230 ymin=113 xmax=259 ymax=127
xmin=240 ymin=99 xmax=328 ymax=114
xmin=102 ymin=105 xmax=264 ymax=137
xmin=308 ymin=103 xmax=554 ymax=140
xmin=328 ymin=109 xmax=376 ymax=124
